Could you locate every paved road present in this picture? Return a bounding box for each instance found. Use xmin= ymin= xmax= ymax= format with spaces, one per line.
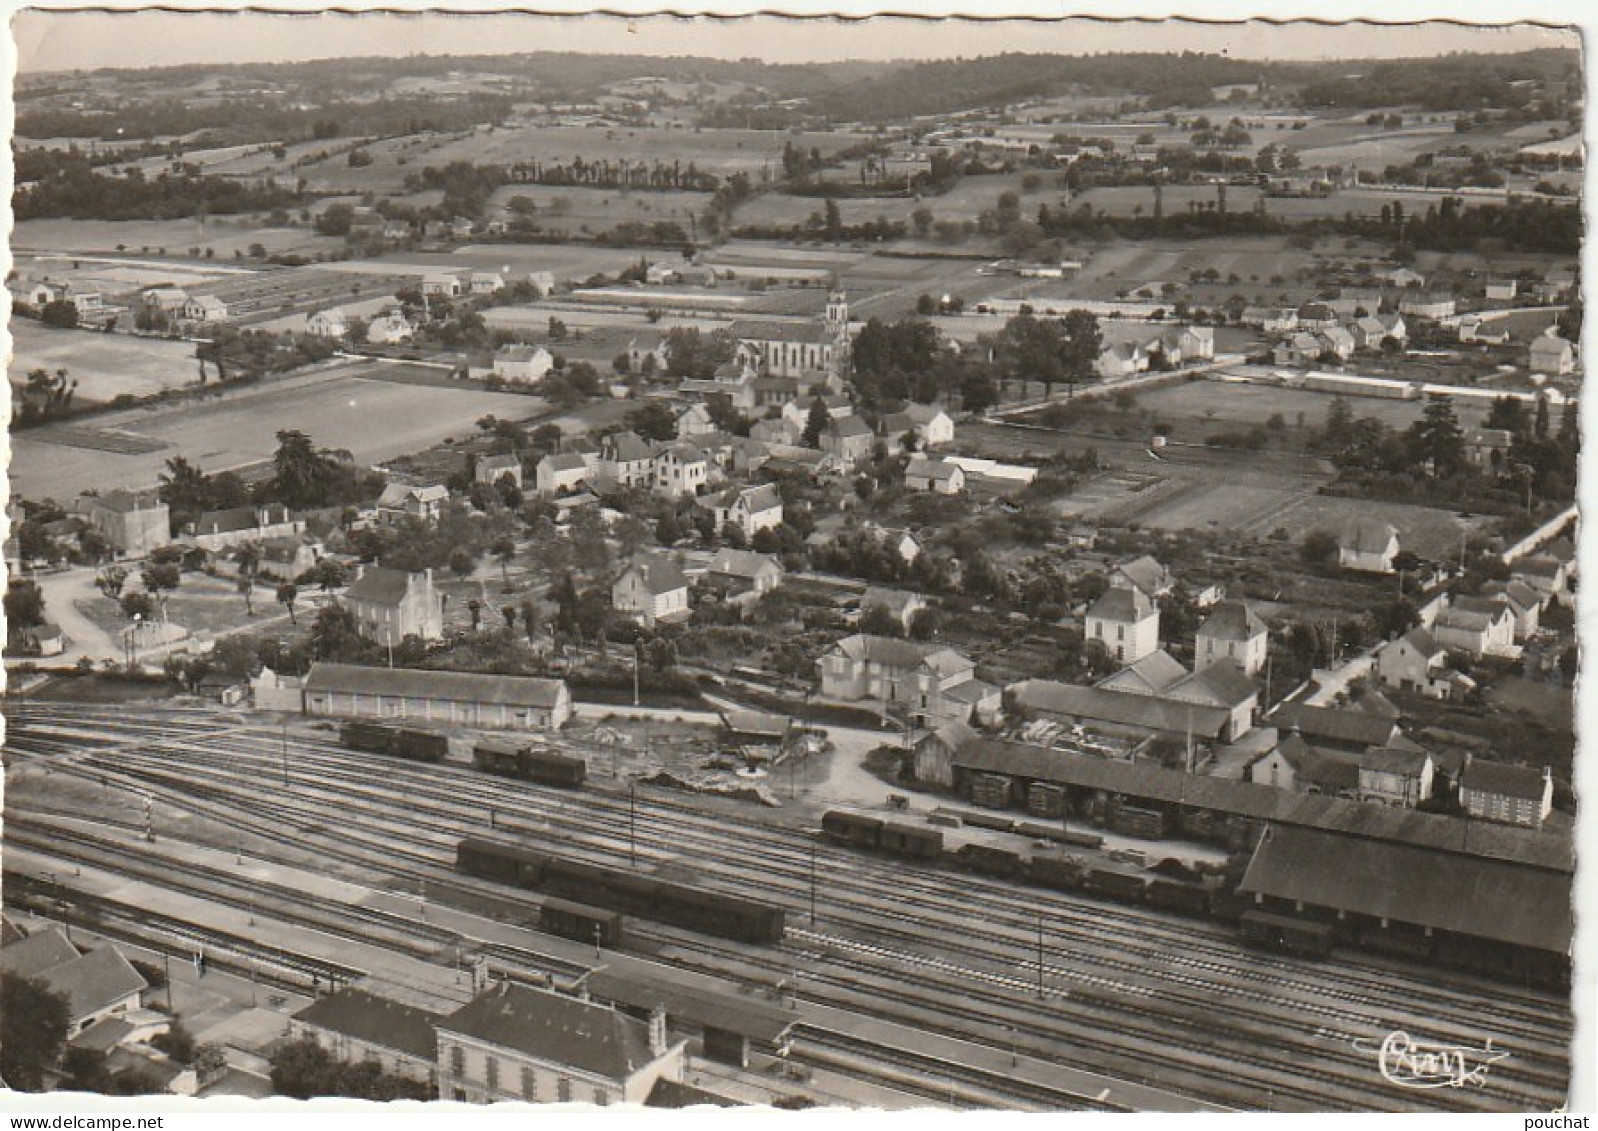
xmin=32 ymin=568 xmax=120 ymax=662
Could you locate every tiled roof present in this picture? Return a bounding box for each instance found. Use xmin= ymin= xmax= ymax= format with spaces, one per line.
xmin=1362 ymin=746 xmax=1431 ymax=777
xmin=1097 ymin=649 xmax=1187 ymax=694
xmin=1461 ymin=759 xmax=1549 ymax=801
xmin=827 ymin=416 xmax=873 ymax=439
xmin=294 ymin=987 xmax=441 ymax=1061
xmin=0 ymin=926 xmax=81 ymax=979
xmin=1197 ymin=600 xmax=1265 ymax=642
xmin=304 ymin=663 xmax=567 ymax=709
xmin=1239 ymin=824 xmax=1569 ymax=953
xmin=1271 ymin=702 xmax=1399 ymax=749
xmin=1397 ymin=626 xmax=1443 ymax=658
xmin=906 ymin=456 xmax=961 ymax=482
xmin=1087 ymin=587 xmax=1155 ymax=623
xmin=603 ymin=431 xmax=657 ymax=463
xmin=37 ymin=946 xmax=148 ymax=1022
xmin=833 ymin=634 xmax=972 ymax=677
xmin=621 ymin=554 xmax=689 ymax=596
xmin=726 ymin=319 xmax=834 ymax=345
xmin=439 ymin=982 xmax=656 ymax=1081
xmin=344 ymin=565 xmax=420 ymax=607
xmin=1113 ymin=555 xmax=1169 ymax=597
xmin=1010 ymin=680 xmax=1231 ymax=738
xmin=707 ymin=548 xmax=781 ymax=579
xmin=1174 ymin=661 xmax=1259 ymax=708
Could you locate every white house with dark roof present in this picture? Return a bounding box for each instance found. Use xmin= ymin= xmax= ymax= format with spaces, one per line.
xmin=1458 ymin=759 xmax=1554 ymax=828
xmin=1109 ymin=555 xmax=1172 ymax=599
xmin=711 ymin=483 xmax=784 ymax=541
xmin=1398 ymin=293 xmax=1456 ymax=321
xmin=376 ymin=481 xmax=450 ymax=525
xmin=1084 ymin=587 xmax=1160 ymax=665
xmin=493 ymin=345 xmax=555 ymax=384
xmin=191 ymin=503 xmax=303 ymax=553
xmin=1481 ymin=579 xmax=1542 ymax=640
xmin=535 ymin=452 xmax=595 ymax=497
xmin=436 ymin=981 xmax=686 ymax=1106
xmin=75 ymin=490 xmax=172 ymax=558
xmin=612 ymin=554 xmax=691 ymax=626
xmin=652 ymin=442 xmax=711 ymax=498
xmin=1195 ymin=600 xmax=1268 ymax=676
xmin=1 ymin=927 xmax=147 ymax=1038
xmin=1376 ymin=627 xmax=1460 ymax=699
xmin=182 ymin=294 xmax=230 ymax=324
xmin=1339 ymin=518 xmax=1400 ymax=573
xmin=305 ymin=307 xmax=349 ymax=339
xmin=1432 ymin=595 xmax=1517 ymax=659
xmin=1357 ymin=747 xmax=1434 ymax=809
xmin=292 ymin=987 xmax=441 ymax=1092
xmin=303 ymin=663 xmax=571 ymax=730
xmin=861 ymin=586 xmax=928 ymax=633
xmin=702 ymin=548 xmax=783 ymax=601
xmin=598 ymin=431 xmax=659 ymax=490
xmin=820 ymin=415 xmax=875 ymax=467
xmin=819 ymin=633 xmax=998 ymax=727
xmin=339 ymin=565 xmax=444 ymax=645
xmin=1512 ymin=554 xmax=1569 ymax=603
xmin=904 ymin=455 xmax=966 ymax=495
xmin=474 ymin=453 xmax=524 ymax=491
xmin=1528 ymin=332 xmax=1576 ymax=375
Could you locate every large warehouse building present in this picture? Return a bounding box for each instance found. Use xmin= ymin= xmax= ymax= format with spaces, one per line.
xmin=303 ymin=663 xmax=572 ymax=732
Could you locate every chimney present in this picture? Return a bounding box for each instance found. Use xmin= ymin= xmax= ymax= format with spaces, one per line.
xmin=648 ymin=1005 xmax=668 ymax=1057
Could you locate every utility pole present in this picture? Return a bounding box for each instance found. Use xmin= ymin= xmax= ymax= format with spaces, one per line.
xmin=281 ymin=722 xmax=289 ymax=788
xmin=629 ymin=781 xmax=637 ymax=866
xmin=809 ymin=842 xmax=817 ymax=926
xmin=144 ymin=795 xmax=154 ymax=842
xmin=632 ymin=639 xmax=641 ymax=707
xmin=164 ymin=951 xmax=174 ymax=1012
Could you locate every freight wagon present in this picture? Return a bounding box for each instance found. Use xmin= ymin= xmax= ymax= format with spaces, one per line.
xmin=541 ymin=897 xmax=625 ymax=949
xmin=456 ymin=838 xmax=784 ymax=945
xmin=473 ymin=740 xmax=587 ymax=787
xmin=339 ymin=721 xmax=448 ymax=763
xmin=1238 ymin=910 xmax=1336 ymax=958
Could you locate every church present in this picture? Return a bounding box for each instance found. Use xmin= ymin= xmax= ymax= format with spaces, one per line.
xmin=725 ymin=289 xmax=851 ymax=387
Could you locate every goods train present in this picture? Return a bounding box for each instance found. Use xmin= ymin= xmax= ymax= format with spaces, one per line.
xmin=456 ymin=837 xmax=785 ymax=945
xmin=339 ymin=721 xmax=448 ymax=763
xmin=818 ymin=809 xmax=1566 ymax=987
xmin=472 ymin=740 xmax=587 ymax=788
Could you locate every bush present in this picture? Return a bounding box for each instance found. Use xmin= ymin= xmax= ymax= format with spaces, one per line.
xmin=1301 ymin=529 xmax=1340 ymax=565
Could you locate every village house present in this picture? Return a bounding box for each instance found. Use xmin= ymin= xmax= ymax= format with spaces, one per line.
xmin=701 ymin=547 xmax=783 ymax=602
xmin=1270 ymin=702 xmax=1404 ymax=755
xmin=1357 ymin=747 xmax=1435 ymax=808
xmin=1375 ymin=627 xmax=1463 ymax=699
xmin=1109 ymin=555 xmax=1172 ymax=599
xmin=651 ymin=443 xmax=711 ymax=498
xmin=711 ymin=483 xmax=784 ymax=541
xmin=1296 ymin=302 xmax=1339 ymax=331
xmin=1457 ymin=759 xmax=1554 ymax=828
xmin=470 ymin=271 xmax=506 ymax=296
xmin=1150 ymin=325 xmax=1216 ymax=366
xmin=1481 ymin=579 xmax=1542 ymax=640
xmin=191 ymin=504 xmax=303 ymax=553
xmin=474 ymin=453 xmax=524 ymax=491
xmin=861 ymin=586 xmax=928 ymax=633
xmin=303 ymin=664 xmax=571 ymax=731
xmin=366 ymin=311 xmax=416 ymax=345
xmin=340 ymin=565 xmax=445 ymax=646
xmin=819 ymin=634 xmax=999 ymax=727
xmin=612 ymin=554 xmax=691 ymax=626
xmin=904 ymin=455 xmax=966 ymax=495
xmin=0 ymin=927 xmax=148 ymax=1038
xmin=1084 ymin=587 xmax=1161 ymax=666
xmin=182 ymin=294 xmax=230 ymax=324
xmin=493 ymin=345 xmax=555 ymax=384
xmin=1512 ymin=554 xmax=1569 ymax=603
xmin=904 ymin=403 xmax=956 ymax=447
xmin=253 ymin=536 xmax=321 ymax=583
xmin=305 ymin=307 xmax=349 ymax=339
xmin=598 ymin=431 xmax=659 ymax=491
xmin=1528 ymin=332 xmax=1576 ymax=375
xmin=821 ymin=416 xmax=876 ymax=468
xmin=1457 ymin=315 xmax=1512 ymax=345
xmin=1272 ymin=331 xmax=1324 ymax=367
xmin=1431 ymin=595 xmax=1518 ymax=658
xmin=422 ymin=273 xmax=465 ymax=298
xmin=435 ymin=982 xmax=686 ymax=1106
xmin=1485 ymin=279 xmax=1518 ymax=302
xmin=1095 ymin=341 xmax=1148 ymax=379
xmin=535 ymin=452 xmax=595 ymax=497
xmin=1194 ymin=600 xmax=1268 ymax=677
xmin=1463 ymin=427 xmax=1514 ymax=470
xmin=376 ymin=481 xmax=450 ymax=525
xmin=1339 ymin=518 xmax=1400 ymax=574
xmin=627 ymin=332 xmax=671 ymax=374
xmin=1398 ymin=293 xmax=1457 ymax=321
xmin=674 ymin=403 xmax=716 ymax=438
xmin=1241 ymin=306 xmax=1298 ymax=333
xmin=291 ymin=988 xmax=441 ymax=1093
xmin=74 ymin=490 xmax=172 ymax=558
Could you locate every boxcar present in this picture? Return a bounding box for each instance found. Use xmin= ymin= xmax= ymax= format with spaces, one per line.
xmin=1110 ymin=805 xmax=1169 ymax=840
xmin=1083 ymin=867 xmax=1149 ymax=904
xmin=822 ymin=810 xmax=884 ymax=849
xmin=540 ymin=897 xmax=624 ymax=949
xmin=341 ymin=720 xmax=397 ymax=754
xmin=879 ymin=822 xmax=943 ymax=861
xmin=1239 ymin=910 xmax=1335 ymax=958
xmin=391 ymin=727 xmax=448 ymax=763
xmin=520 ymin=748 xmax=587 ymax=788
xmin=961 ymin=811 xmax=1017 ymax=834
xmin=956 ymin=843 xmax=1023 ymax=879
xmin=457 ymin=837 xmax=549 ymax=887
xmin=1027 ymin=854 xmax=1088 ymax=892
xmin=1147 ymin=878 xmax=1212 ymax=916
xmin=473 ymin=740 xmax=524 ymax=777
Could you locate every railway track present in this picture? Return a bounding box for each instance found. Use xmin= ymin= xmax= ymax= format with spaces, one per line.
xmin=5 ymin=703 xmax=1572 ymax=1110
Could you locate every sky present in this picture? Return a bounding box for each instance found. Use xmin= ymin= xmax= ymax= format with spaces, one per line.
xmin=10 ymin=8 xmax=1581 ymax=74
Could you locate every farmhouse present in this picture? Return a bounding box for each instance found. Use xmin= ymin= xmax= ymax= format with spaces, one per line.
xmin=367 ymin=311 xmax=416 ymax=345
xmin=191 ymin=504 xmax=302 ymax=553
xmin=535 ymin=453 xmax=594 ymax=497
xmin=303 ymin=663 xmax=571 ymax=731
xmin=183 ymin=295 xmax=230 ymax=324
xmin=1528 ymin=333 xmax=1576 ymax=375
xmin=702 ymin=548 xmax=784 ymax=600
xmin=711 ymin=483 xmax=784 ymax=540
xmin=376 ymin=482 xmax=450 ymax=525
xmin=819 ymin=634 xmax=997 ymax=727
xmin=821 ymin=416 xmax=875 ymax=468
xmin=493 ymin=345 xmax=555 ymax=384
xmin=904 ymin=403 xmax=956 ymax=447
xmin=612 ymin=554 xmax=691 ymax=626
xmin=1096 ymin=341 xmax=1148 ymax=379
xmin=340 ymin=565 xmax=445 ymax=646
xmin=470 ymin=272 xmax=506 ymax=295
xmin=1431 ymin=595 xmax=1517 ymax=659
xmin=904 ymin=456 xmax=966 ymax=495
xmin=305 ymin=307 xmax=349 ymax=339
xmin=1242 ymin=306 xmax=1298 ymax=333
xmin=1376 ymin=627 xmax=1463 ymax=699
xmin=475 ymin=453 xmax=524 ymax=490
xmin=422 ymin=273 xmax=465 ymax=298
xmin=1339 ymin=518 xmax=1399 ymax=574
xmin=75 ymin=490 xmax=171 ymax=558
xmin=1481 ymin=579 xmax=1542 ymax=640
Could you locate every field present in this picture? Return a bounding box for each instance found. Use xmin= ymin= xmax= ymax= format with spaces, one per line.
xmin=11 ymin=217 xmax=343 ymax=259
xmin=322 ymin=244 xmax=646 ymax=283
xmin=8 ymin=319 xmax=204 ymax=401
xmin=295 ymin=122 xmax=870 ymax=194
xmin=13 ymin=253 xmax=242 ymax=296
xmin=1124 ymin=378 xmax=1495 ymax=435
xmin=484 ymin=185 xmax=712 ymax=234
xmin=8 ymin=360 xmax=545 ymax=501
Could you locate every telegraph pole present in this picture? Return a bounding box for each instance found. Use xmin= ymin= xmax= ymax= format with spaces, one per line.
xmin=629 ymin=781 xmax=637 ymax=866
xmin=809 ymin=842 xmax=817 ymax=926
xmin=281 ymin=722 xmax=289 ymax=788
xmin=1036 ymin=913 xmax=1045 ymax=998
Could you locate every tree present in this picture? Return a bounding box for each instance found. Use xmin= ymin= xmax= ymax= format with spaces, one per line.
xmin=142 ymin=561 xmax=182 ymax=633
xmin=907 ymin=605 xmax=944 ymax=641
xmin=492 ymin=536 xmax=517 ymax=591
xmin=626 ymin=401 xmax=679 ymax=442
xmin=1301 ymin=529 xmax=1340 ymax=565
xmin=96 ymin=566 xmax=129 ymax=602
xmin=39 ymin=299 xmax=79 ymax=329
xmin=801 ymin=398 xmax=830 ymax=449
xmin=270 ymin=430 xmax=345 ymax=509
xmin=277 ymin=582 xmax=299 ymax=625
xmin=1 ymin=973 xmax=71 ymax=1090
xmin=310 ymin=604 xmax=366 ymax=661
xmin=1406 ymin=394 xmax=1465 ymax=478
xmin=1323 ymin=396 xmax=1354 ymax=453
xmin=1060 ymin=309 xmax=1103 ymax=399
xmin=859 ymin=603 xmax=904 ymax=638
xmin=5 ymin=579 xmax=47 ymax=633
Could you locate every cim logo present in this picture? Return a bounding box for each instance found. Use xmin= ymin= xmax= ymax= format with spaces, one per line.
xmin=1354 ymin=1031 xmax=1511 ymax=1090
